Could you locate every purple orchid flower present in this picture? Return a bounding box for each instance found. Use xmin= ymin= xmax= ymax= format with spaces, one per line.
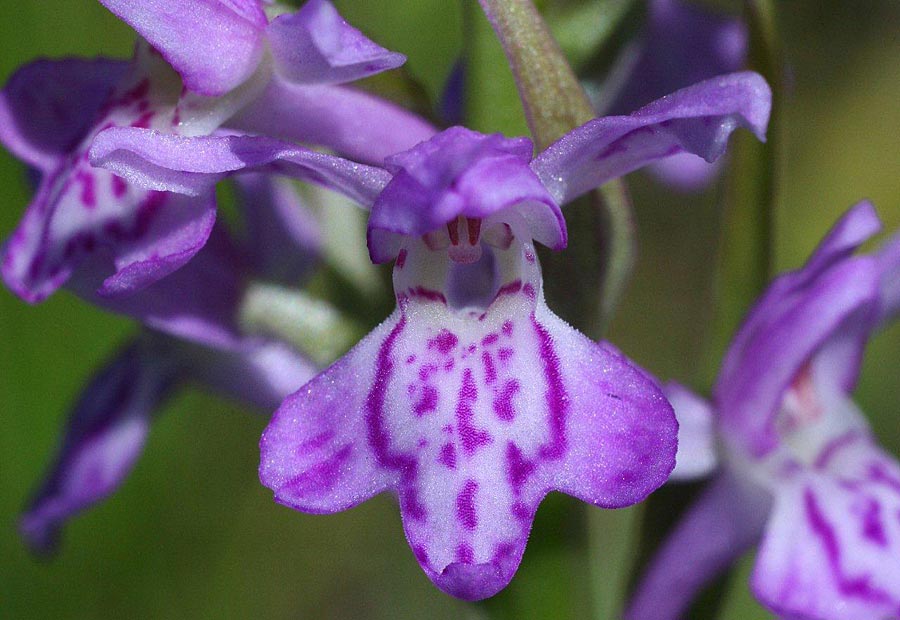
xmin=85 ymin=70 xmax=771 ymax=598
xmin=598 ymin=0 xmax=748 ymax=190
xmin=626 ymin=201 xmax=900 ymax=620
xmin=19 ymin=173 xmax=319 ymax=553
xmin=0 ymin=0 xmax=434 ymax=304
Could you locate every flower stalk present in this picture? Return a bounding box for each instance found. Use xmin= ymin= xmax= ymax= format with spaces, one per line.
xmin=475 ymin=0 xmax=635 ymax=337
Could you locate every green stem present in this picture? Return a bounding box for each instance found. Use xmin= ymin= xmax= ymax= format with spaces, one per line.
xmin=474 ymin=0 xmax=635 ymax=336
xmin=704 ymin=0 xmax=783 ymax=387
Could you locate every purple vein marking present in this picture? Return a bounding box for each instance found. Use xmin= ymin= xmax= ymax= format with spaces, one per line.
xmin=533 ymin=317 xmax=568 ymax=459
xmin=365 ymin=315 xmax=426 ymax=520
xmin=804 ymin=488 xmax=892 ymax=604
xmin=457 ymin=369 xmax=492 ymax=455
xmin=456 ymin=480 xmax=479 ymax=530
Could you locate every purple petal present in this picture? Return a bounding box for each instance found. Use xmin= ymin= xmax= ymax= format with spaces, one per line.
xmin=0 ymin=57 xmax=127 ymax=170
xmin=645 ymin=153 xmax=722 ymax=192
xmin=98 ymin=0 xmax=267 ymax=96
xmin=532 ymin=72 xmax=771 ymax=206
xmin=234 ymin=174 xmax=321 ymax=284
xmin=89 ymin=128 xmax=391 ymax=208
xmin=876 ymin=229 xmax=900 ymax=326
xmin=0 ymin=55 xmax=211 ymax=302
xmin=625 ymin=472 xmax=769 ymax=620
xmin=803 ymin=200 xmax=882 ymax=277
xmin=186 ymin=339 xmax=317 ymax=410
xmin=606 ymin=0 xmax=748 ymax=115
xmin=261 ymin=232 xmax=674 ymax=599
xmin=664 ymin=381 xmax=718 ymax=481
xmin=20 ymin=341 xmax=178 ymax=553
xmin=267 ymin=0 xmax=405 ymax=85
xmin=368 ymin=127 xmax=565 ymax=263
xmin=753 ymin=462 xmax=900 ymax=620
xmin=228 ymin=77 xmax=437 ymax=166
xmin=715 ymin=206 xmax=883 ymax=457
xmin=71 ymin=224 xmax=244 ymax=348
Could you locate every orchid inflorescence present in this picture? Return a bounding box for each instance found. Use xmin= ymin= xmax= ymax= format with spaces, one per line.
xmin=2 ymin=1 xmax=897 ymax=618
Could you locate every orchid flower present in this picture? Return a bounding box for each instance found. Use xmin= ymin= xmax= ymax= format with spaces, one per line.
xmin=89 ymin=68 xmax=771 ymax=598
xmin=626 ymin=202 xmax=900 ymax=620
xmin=19 ymin=173 xmax=320 ymax=553
xmin=597 ymin=0 xmax=748 ymax=190
xmin=0 ymin=0 xmax=433 ymax=304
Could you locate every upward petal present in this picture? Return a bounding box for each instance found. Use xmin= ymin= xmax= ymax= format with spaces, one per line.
xmin=98 ymin=0 xmax=267 ymax=96
xmin=0 ymin=58 xmax=127 ymax=170
xmin=20 ymin=341 xmax=178 ymax=554
xmin=228 ymin=78 xmax=437 ymax=166
xmin=267 ymin=0 xmax=405 ymax=85
xmin=532 ymin=72 xmax=771 ymax=206
xmin=715 ymin=206 xmax=883 ymax=457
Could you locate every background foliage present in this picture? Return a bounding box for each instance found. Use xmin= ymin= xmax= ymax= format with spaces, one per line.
xmin=1 ymin=1 xmax=898 ymax=618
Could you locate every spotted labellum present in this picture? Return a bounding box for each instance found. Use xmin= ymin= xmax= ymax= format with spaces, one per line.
xmin=87 ymin=66 xmax=773 ymax=597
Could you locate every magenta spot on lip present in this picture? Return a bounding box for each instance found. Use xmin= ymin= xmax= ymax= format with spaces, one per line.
xmin=805 ymin=487 xmax=893 ymax=603
xmin=131 ymin=111 xmax=155 ymax=129
xmin=524 ymin=249 xmax=535 ymax=263
xmin=76 ymin=171 xmax=96 ymax=208
xmin=406 ymin=286 xmax=447 ymax=304
xmin=502 ymin=321 xmax=514 ymax=337
xmin=860 ymin=498 xmax=888 ymax=547
xmin=456 ymin=543 xmax=474 ymax=563
xmin=814 ymin=430 xmax=861 ymax=470
xmin=457 ymin=369 xmax=492 ymax=455
xmin=534 ymin=317 xmax=568 ymax=460
xmin=493 ymin=380 xmax=520 ymax=421
xmin=111 ymin=174 xmax=128 ymax=199
xmin=482 ymin=351 xmax=497 ymax=385
xmin=498 ymin=348 xmax=513 ymax=362
xmin=511 ymin=501 xmax=531 ymax=521
xmin=406 ymin=355 xmax=416 ymax=365
xmin=396 ymin=248 xmax=407 ymax=269
xmin=428 ymin=330 xmax=458 ymax=355
xmin=482 ymin=333 xmax=499 ymax=347
xmin=417 ymin=438 xmax=428 ymax=448
xmin=439 ymin=443 xmax=457 ymax=469
xmin=444 ymin=358 xmax=455 ymax=372
xmin=507 ymin=442 xmax=535 ymax=495
xmin=523 ymin=283 xmax=536 ymax=299
xmin=495 ymin=279 xmax=523 ymax=299
xmin=456 ymin=480 xmax=479 ymax=530
xmin=414 ymin=385 xmax=439 ymax=416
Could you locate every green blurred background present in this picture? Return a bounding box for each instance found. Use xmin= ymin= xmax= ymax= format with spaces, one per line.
xmin=1 ymin=1 xmax=898 ymax=618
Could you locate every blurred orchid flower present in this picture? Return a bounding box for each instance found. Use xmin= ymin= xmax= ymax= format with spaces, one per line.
xmin=20 ymin=174 xmax=319 ymax=553
xmin=92 ymin=68 xmax=772 ymax=598
xmin=597 ymin=0 xmax=748 ymax=190
xmin=627 ymin=201 xmax=900 ymax=620
xmin=0 ymin=0 xmax=434 ymax=304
